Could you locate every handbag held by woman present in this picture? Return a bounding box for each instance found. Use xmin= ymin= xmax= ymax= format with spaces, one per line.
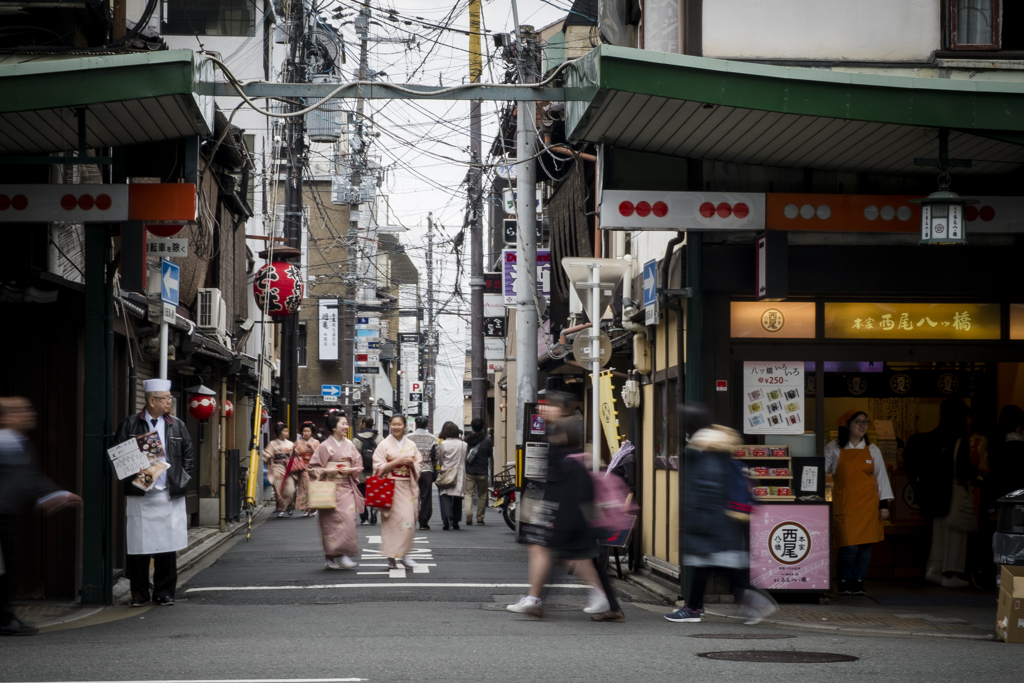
xmin=365 ymin=475 xmax=395 ymax=509
xmin=307 ymin=472 xmax=337 ymax=510
xmin=436 ymin=467 xmax=458 ymax=488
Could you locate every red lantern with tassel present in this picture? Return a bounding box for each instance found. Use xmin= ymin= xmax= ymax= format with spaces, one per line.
xmin=223 ymin=399 xmax=234 ymax=419
xmin=253 ymin=261 xmax=303 ymax=317
xmin=188 ymin=393 xmax=218 ymax=421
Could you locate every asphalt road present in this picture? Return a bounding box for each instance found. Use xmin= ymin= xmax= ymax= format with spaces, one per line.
xmin=2 ymin=498 xmax=1022 ymax=682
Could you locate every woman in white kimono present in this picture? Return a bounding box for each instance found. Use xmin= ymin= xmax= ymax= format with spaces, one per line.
xmin=373 ymin=415 xmax=422 ymax=569
xmin=308 ymin=413 xmax=364 ymax=569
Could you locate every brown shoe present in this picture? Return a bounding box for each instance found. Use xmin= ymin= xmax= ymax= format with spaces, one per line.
xmin=591 ymin=610 xmax=625 ymax=622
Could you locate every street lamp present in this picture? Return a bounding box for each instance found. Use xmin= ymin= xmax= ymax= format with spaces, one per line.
xmin=914 ymin=186 xmax=976 ymax=245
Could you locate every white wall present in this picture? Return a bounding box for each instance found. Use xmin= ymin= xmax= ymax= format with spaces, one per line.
xmin=703 ymin=0 xmax=940 ymax=62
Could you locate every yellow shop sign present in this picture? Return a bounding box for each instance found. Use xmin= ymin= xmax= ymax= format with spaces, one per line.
xmin=824 ymin=303 xmax=1000 ymax=340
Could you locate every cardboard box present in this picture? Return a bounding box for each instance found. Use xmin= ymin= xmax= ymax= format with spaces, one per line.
xmin=754 ymin=467 xmax=769 ymax=476
xmin=752 ymin=486 xmax=769 ymax=497
xmin=775 ymin=467 xmax=789 ymax=476
xmin=996 ymin=565 xmax=1024 ymax=644
xmin=734 ymin=447 xmax=750 ymax=458
xmin=776 ymin=487 xmax=791 ymax=496
xmin=750 ymin=447 xmax=770 ymax=458
xmin=771 ymin=447 xmax=789 ymax=458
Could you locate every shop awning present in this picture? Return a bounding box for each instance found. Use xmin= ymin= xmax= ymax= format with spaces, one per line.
xmin=0 ymin=50 xmax=215 ymax=155
xmin=565 ymin=46 xmax=1024 ymax=175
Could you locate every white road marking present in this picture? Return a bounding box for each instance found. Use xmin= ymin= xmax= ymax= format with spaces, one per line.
xmin=356 ymin=572 xmax=390 ymax=576
xmin=186 ymin=583 xmax=587 ymax=594
xmin=359 ymin=564 xmax=436 ymax=568
xmin=389 ymin=568 xmax=407 ymax=578
xmin=412 ymin=565 xmax=429 ymax=574
xmin=366 ymin=536 xmax=381 ymax=544
xmin=23 ymin=680 xmax=366 ymax=683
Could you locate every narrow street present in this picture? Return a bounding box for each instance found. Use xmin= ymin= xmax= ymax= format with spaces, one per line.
xmin=2 ymin=500 xmax=1021 ymax=682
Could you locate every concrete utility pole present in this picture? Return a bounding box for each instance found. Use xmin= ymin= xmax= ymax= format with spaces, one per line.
xmin=425 ymin=212 xmax=435 ymax=433
xmin=468 ymin=0 xmax=486 ymax=426
xmin=514 ymin=24 xmax=539 ymax=446
xmin=282 ymin=0 xmax=308 ymax=430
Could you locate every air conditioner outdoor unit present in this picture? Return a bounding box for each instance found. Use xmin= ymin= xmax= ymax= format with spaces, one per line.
xmin=197 ymin=288 xmax=223 ymax=330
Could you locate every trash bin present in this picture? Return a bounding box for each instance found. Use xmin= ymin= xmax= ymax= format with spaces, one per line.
xmin=993 ymin=488 xmax=1024 ymax=566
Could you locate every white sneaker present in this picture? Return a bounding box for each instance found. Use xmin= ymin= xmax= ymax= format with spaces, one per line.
xmin=941 ymin=576 xmax=969 ymax=588
xmin=325 ymin=559 xmax=341 ymax=570
xmin=339 ymin=556 xmax=357 ymax=569
xmin=507 ymin=596 xmax=543 ymax=616
xmin=740 ymin=589 xmax=778 ymax=625
xmin=277 ymin=511 xmax=284 ymax=518
xmin=400 ymin=557 xmax=417 ymax=568
xmin=583 ymin=589 xmax=611 ymax=614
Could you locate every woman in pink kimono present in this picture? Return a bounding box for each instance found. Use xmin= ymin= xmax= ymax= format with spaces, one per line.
xmin=294 ymin=423 xmax=320 ymax=518
xmin=373 ymin=414 xmax=422 ymax=569
xmin=262 ymin=423 xmax=296 ymax=518
xmin=309 ymin=413 xmax=364 ymax=570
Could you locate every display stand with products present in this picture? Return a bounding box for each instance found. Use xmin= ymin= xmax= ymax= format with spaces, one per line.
xmin=734 ymin=445 xmax=795 ymax=501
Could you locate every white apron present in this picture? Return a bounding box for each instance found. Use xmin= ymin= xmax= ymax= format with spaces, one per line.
xmin=127 ymin=488 xmax=188 ymax=555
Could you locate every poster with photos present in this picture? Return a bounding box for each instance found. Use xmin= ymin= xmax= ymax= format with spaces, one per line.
xmin=743 ymin=361 xmax=804 ymax=435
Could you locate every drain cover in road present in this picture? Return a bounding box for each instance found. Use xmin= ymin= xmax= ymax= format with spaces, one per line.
xmin=690 ymin=634 xmax=796 ymax=640
xmin=697 ymin=651 xmax=858 ymax=663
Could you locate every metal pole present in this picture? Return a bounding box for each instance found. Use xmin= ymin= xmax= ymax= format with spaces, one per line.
xmin=469 ymin=0 xmax=486 ymax=425
xmin=591 ymin=264 xmax=600 ymax=472
xmin=219 ymin=377 xmax=227 ymax=533
xmin=158 ymin=321 xmax=168 ymax=378
xmin=514 ymin=26 xmax=538 ymax=446
xmin=426 ymin=213 xmax=435 ymax=433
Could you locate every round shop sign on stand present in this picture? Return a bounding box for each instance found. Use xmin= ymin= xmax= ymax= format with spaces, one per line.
xmin=768 ymin=521 xmax=811 ymax=566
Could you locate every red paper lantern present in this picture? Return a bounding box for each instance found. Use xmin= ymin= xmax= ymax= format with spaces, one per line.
xmin=253 ymin=261 xmax=303 ymax=317
xmin=146 ymin=224 xmax=184 ymax=238
xmin=223 ymin=399 xmax=234 ymax=419
xmin=260 ymin=408 xmax=269 ymax=425
xmin=188 ymin=394 xmax=217 ymax=421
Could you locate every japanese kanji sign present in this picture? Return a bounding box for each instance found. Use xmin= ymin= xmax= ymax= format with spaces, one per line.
xmin=743 ymin=361 xmax=804 ymax=435
xmin=749 ymin=504 xmax=830 ymax=591
xmin=824 ymin=303 xmax=1000 ymax=340
xmin=319 ymin=299 xmax=339 ymax=361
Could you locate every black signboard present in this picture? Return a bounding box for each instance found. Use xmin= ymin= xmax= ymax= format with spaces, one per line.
xmin=484 ymin=317 xmax=506 ymax=337
xmin=356 ymin=366 xmax=380 ymax=375
xmin=502 ymin=218 xmax=542 ymax=245
xmin=398 ymin=333 xmax=420 ymax=344
xmin=483 ymin=272 xmax=502 ymax=295
xmin=409 ymin=392 xmax=422 ymax=401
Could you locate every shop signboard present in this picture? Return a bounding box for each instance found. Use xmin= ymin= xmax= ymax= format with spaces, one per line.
xmin=600 ymin=190 xmax=765 ymax=231
xmin=484 ymin=338 xmax=504 ymax=360
xmin=749 ymin=503 xmax=831 ymax=592
xmin=503 ymin=249 xmax=551 ymax=306
xmin=824 ymin=303 xmax=1000 ymax=340
xmin=319 ymin=299 xmax=339 ymax=361
xmin=730 ymin=302 xmax=816 ymax=339
xmin=743 ymin=361 xmax=804 ymax=435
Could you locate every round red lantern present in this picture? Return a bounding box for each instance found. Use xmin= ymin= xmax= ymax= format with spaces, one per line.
xmin=188 ymin=394 xmax=218 ymax=421
xmin=146 ymin=224 xmax=184 ymax=238
xmin=222 ymin=399 xmax=234 ymax=419
xmin=253 ymin=261 xmax=303 ymax=316
xmin=260 ymin=408 xmax=269 ymax=425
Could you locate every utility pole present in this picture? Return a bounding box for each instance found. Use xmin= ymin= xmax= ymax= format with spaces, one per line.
xmin=282 ymin=0 xmax=307 ymax=430
xmin=425 ymin=213 xmax=435 ymax=433
xmin=514 ymin=25 xmax=539 ymax=446
xmin=468 ymin=0 xmax=486 ymax=426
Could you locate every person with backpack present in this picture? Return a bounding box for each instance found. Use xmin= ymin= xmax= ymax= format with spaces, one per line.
xmin=352 ymin=415 xmax=381 ymax=526
xmin=408 ymin=416 xmax=438 ymax=530
xmin=463 ymin=418 xmax=492 ymax=525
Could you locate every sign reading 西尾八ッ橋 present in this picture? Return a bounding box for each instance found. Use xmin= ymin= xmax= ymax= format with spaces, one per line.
xmin=749 ymin=504 xmax=831 ymax=592
xmin=743 ymin=361 xmax=804 ymax=435
xmin=824 ymin=303 xmax=1000 ymax=340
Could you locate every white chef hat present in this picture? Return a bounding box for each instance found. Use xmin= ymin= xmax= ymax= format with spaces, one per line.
xmin=142 ymin=379 xmax=172 ymax=393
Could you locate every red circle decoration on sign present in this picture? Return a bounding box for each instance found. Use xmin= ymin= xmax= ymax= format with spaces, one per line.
xmin=635 ymin=201 xmax=652 ymax=217
xmin=253 ymin=261 xmax=304 ymax=317
xmin=61 ymin=194 xmax=77 ymax=210
xmin=716 ymin=202 xmax=732 ymax=218
xmin=147 ymin=224 xmax=185 ymax=237
xmin=965 ymin=206 xmax=979 ymax=221
xmin=699 ymin=202 xmax=715 ymax=218
xmin=260 ymin=408 xmax=269 ymax=426
xmin=733 ymin=202 xmax=749 ymax=219
xmin=188 ymin=395 xmax=218 ymax=421
xmin=618 ymin=201 xmax=635 ymax=216
xmin=979 ymin=205 xmax=995 ymax=222
xmin=0 ymin=195 xmax=9 ymax=210
xmin=652 ymin=201 xmax=668 ymax=217
xmin=95 ymin=194 xmax=112 ymax=211
xmin=11 ymin=195 xmax=28 ymax=211
xmin=78 ymin=194 xmax=94 ymax=210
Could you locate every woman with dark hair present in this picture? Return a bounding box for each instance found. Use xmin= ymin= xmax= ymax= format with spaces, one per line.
xmin=825 ymin=410 xmax=893 ymax=596
xmin=435 ymin=420 xmax=468 ymax=530
xmin=372 ymin=414 xmax=422 ymax=569
xmin=262 ymin=422 xmax=296 ymax=519
xmin=309 ymin=413 xmax=364 ymax=569
xmin=294 ymin=422 xmax=320 ymax=518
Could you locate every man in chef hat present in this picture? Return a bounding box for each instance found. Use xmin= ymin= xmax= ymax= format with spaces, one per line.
xmin=113 ymin=379 xmax=194 ymax=607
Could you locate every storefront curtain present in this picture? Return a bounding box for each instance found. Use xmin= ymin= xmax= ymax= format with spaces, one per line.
xmin=548 ymin=162 xmax=594 ymax=301
xmin=958 ymin=0 xmax=994 ymax=45
xmin=869 ymin=397 xmax=921 ymax=446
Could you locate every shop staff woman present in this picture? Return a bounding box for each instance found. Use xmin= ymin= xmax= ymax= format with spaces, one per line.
xmin=825 ymin=410 xmax=894 ymax=596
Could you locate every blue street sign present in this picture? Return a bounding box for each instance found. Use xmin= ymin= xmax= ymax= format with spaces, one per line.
xmin=368 ymin=341 xmax=380 ymax=350
xmin=357 ymin=317 xmax=369 ymax=324
xmin=321 ymin=385 xmax=341 ymax=397
xmin=642 ymin=259 xmax=658 ymax=308
xmin=161 ymin=258 xmax=180 ymax=307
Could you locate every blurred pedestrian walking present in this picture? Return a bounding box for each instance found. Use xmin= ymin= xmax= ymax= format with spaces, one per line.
xmin=435 ymin=421 xmax=467 ymax=530
xmin=263 ymin=423 xmax=297 ymax=519
xmin=665 ymin=406 xmax=776 ymax=625
xmin=309 ymin=413 xmax=364 ymax=570
xmin=408 ymin=416 xmax=438 ymax=530
xmin=294 ymin=422 xmax=320 ymax=518
xmin=464 ymin=418 xmax=492 ymax=526
xmin=507 ymin=391 xmax=613 ymax=620
xmin=373 ymin=415 xmax=422 ymax=569
xmin=0 ymin=397 xmax=81 ymax=635
xmin=353 ymin=416 xmax=381 ymax=526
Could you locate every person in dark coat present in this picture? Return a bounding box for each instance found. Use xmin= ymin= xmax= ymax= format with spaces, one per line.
xmin=665 ymin=406 xmax=776 ymax=625
xmin=0 ymin=397 xmax=81 ymax=636
xmin=463 ymin=418 xmax=492 ymax=525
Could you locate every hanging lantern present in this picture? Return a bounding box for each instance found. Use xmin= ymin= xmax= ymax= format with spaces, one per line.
xmin=260 ymin=408 xmax=269 ymax=425
xmin=223 ymin=399 xmax=234 ymax=419
xmin=916 ymin=190 xmax=975 ymax=246
xmin=253 ymin=261 xmax=303 ymax=317
xmin=188 ymin=393 xmax=218 ymax=421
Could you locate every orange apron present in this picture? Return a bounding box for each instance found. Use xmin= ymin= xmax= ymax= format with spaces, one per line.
xmin=832 ymin=448 xmax=883 ymax=548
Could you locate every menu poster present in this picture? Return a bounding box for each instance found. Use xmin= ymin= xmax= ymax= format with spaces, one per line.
xmin=106 ymin=439 xmax=150 ymax=480
xmin=743 ymin=361 xmax=804 ymax=435
xmin=131 ymin=431 xmax=168 ymax=491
